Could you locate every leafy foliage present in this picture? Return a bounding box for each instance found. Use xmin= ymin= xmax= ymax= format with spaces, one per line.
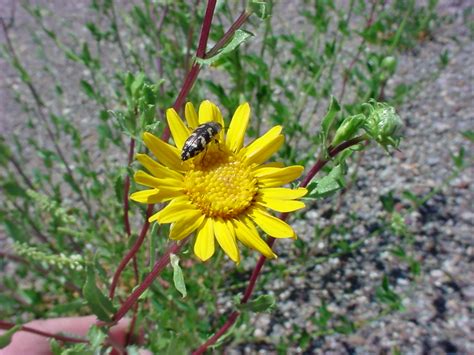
xmin=0 ymin=0 xmax=458 ymax=353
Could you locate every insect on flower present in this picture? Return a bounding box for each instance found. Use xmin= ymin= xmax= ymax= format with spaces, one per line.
xmin=131 ymin=100 xmax=307 ymax=263
xmin=181 ymin=121 xmax=222 ymax=161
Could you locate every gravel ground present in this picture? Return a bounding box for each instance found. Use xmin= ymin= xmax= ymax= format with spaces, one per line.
xmin=233 ymin=2 xmax=473 ymax=354
xmin=1 ymin=1 xmax=473 ymax=354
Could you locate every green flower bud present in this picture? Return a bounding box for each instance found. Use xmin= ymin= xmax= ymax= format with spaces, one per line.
xmin=363 ymin=100 xmax=403 ymax=151
xmin=381 ymin=56 xmax=397 ymax=74
xmin=331 ymin=114 xmax=365 ymax=147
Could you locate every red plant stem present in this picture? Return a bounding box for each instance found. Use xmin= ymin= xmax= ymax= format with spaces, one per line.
xmin=0 ymin=320 xmax=87 ymax=344
xmin=301 ymin=136 xmax=368 ymax=188
xmin=193 ymin=136 xmax=368 ymax=354
xmin=196 ymin=0 xmax=216 ymax=59
xmin=110 ymin=0 xmax=218 ymax=310
xmin=123 ymin=139 xmax=135 ymax=237
xmin=112 ymin=240 xmax=185 ymax=322
xmin=162 ymin=3 xmax=248 ymax=142
xmin=125 ymin=302 xmax=139 ymax=346
xmin=173 ymin=64 xmax=200 ymax=112
xmin=109 ymin=204 xmax=153 ymax=299
xmin=122 ymin=138 xmax=140 ymax=345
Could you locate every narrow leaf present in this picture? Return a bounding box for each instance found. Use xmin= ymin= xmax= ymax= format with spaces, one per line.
xmin=170 ymin=254 xmax=187 ymax=298
xmin=80 ymin=80 xmax=96 ymax=99
xmin=0 ymin=325 xmax=21 ymax=349
xmin=82 ymin=265 xmax=115 ymax=321
xmin=195 ymin=30 xmax=254 ymax=66
xmin=237 ymin=294 xmax=275 ymax=313
xmin=321 ymin=96 xmax=341 ymax=139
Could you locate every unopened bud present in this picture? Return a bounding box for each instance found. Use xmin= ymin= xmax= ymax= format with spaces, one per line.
xmin=331 ymin=114 xmax=365 ymax=147
xmin=364 ymin=100 xmax=403 ymax=150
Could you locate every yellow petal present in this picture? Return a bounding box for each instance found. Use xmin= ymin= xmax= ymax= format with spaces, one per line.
xmin=198 ymin=100 xmax=225 ymax=141
xmin=166 ymin=108 xmax=190 ymax=150
xmin=254 ymin=165 xmax=304 ymax=187
xmin=194 ymin=218 xmax=215 ymax=261
xmin=214 ymin=218 xmax=240 ymax=263
xmin=257 ymin=199 xmax=306 ymax=213
xmin=226 ymin=102 xmax=250 ymax=152
xmin=169 ymin=212 xmax=205 ymax=240
xmin=242 ymin=126 xmax=284 ymax=165
xmin=248 ymin=207 xmax=296 ymax=239
xmin=150 ymin=198 xmax=197 ymax=223
xmin=233 ymin=217 xmax=276 ymax=259
xmin=255 ymin=162 xmax=285 ymax=169
xmin=143 ymin=132 xmax=185 ymax=172
xmin=135 ymin=154 xmax=183 ymax=181
xmin=134 ymin=171 xmax=182 ymax=189
xmin=148 ymin=187 xmax=183 ymax=203
xmin=185 ymin=102 xmax=199 ymax=129
xmin=259 ymin=187 xmax=307 ymax=200
xmin=130 ymin=189 xmax=161 ymax=204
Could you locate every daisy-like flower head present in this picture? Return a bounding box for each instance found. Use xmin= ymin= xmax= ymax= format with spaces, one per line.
xmin=130 ymin=100 xmax=307 ymax=263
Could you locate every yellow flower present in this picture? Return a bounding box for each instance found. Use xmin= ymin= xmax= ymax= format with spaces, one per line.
xmin=130 ymin=100 xmax=307 ymax=263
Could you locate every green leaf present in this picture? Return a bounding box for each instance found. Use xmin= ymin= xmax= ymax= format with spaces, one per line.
xmin=49 ymin=299 xmax=85 ymax=314
xmin=462 ymin=130 xmax=474 ymax=142
xmin=313 ymin=302 xmax=332 ymax=329
xmin=0 ymin=325 xmax=21 ymax=349
xmin=87 ymin=325 xmax=107 ymax=349
xmin=380 ymin=191 xmax=396 ymax=213
xmin=64 ymin=49 xmax=81 ymax=62
xmin=82 ymin=265 xmax=115 ymax=321
xmin=80 ymin=80 xmax=96 ymax=99
xmin=451 ymin=147 xmax=465 ymax=169
xmin=248 ymin=1 xmax=271 ymax=19
xmin=81 ymin=43 xmax=92 ymax=67
xmin=195 ymin=30 xmax=254 ymax=66
xmin=309 ymin=165 xmax=345 ymax=198
xmin=237 ymin=294 xmax=275 ymax=313
xmin=170 ymin=254 xmax=187 ymax=298
xmin=3 ymin=220 xmax=27 ymax=243
xmin=320 ymin=96 xmax=341 ymax=148
xmin=2 ymin=181 xmax=27 ymax=198
xmin=375 ymin=275 xmax=404 ymax=311
xmin=131 ymin=72 xmax=145 ymax=98
xmin=0 ymin=137 xmax=12 ymax=165
xmin=331 ymin=114 xmax=364 ymax=147
xmin=63 ymin=173 xmax=81 ymax=194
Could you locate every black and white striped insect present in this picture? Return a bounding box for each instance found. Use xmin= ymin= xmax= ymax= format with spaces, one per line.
xmin=181 ymin=122 xmax=222 ymax=161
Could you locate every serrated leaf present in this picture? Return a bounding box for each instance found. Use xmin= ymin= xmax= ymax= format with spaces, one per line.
xmin=0 ymin=325 xmax=21 ymax=349
xmin=170 ymin=254 xmax=186 ymax=298
xmin=195 ymin=30 xmax=253 ymax=66
xmin=83 ymin=265 xmax=115 ymax=321
xmin=237 ymin=294 xmax=275 ymax=313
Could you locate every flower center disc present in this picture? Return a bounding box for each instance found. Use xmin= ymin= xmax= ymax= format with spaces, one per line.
xmin=184 ymin=147 xmax=257 ymax=218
